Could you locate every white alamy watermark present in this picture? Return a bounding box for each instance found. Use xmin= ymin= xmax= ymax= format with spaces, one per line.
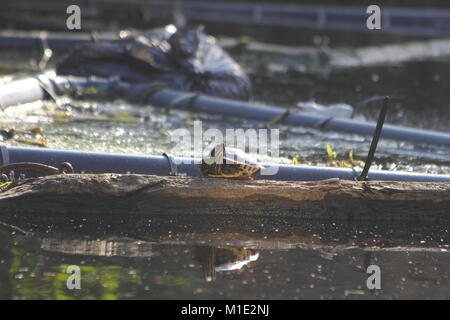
xmin=66 ymin=5 xmax=81 ymax=30
xmin=366 ymin=264 xmax=381 ymax=290
xmin=366 ymin=5 xmax=381 ymax=30
xmin=65 ymin=5 xmax=381 ymax=32
xmin=66 ymin=265 xmax=81 ymax=290
xmin=170 ymin=121 xmax=280 ymax=176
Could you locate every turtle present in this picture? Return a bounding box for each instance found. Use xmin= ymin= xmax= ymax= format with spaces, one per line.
xmin=197 ymin=144 xmax=262 ymax=180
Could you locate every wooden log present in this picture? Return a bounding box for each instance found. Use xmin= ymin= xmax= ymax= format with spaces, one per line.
xmin=0 ymin=174 xmax=449 ymax=220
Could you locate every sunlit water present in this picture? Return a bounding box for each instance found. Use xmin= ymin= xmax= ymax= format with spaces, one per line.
xmin=0 ymin=215 xmax=449 ymax=300
xmin=1 ymin=33 xmax=450 ymax=300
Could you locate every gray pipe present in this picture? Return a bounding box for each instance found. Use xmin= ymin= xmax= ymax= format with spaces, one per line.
xmin=1 ymin=75 xmax=450 ymax=147
xmin=2 ymin=146 xmax=450 ymax=182
xmin=150 ymin=89 xmax=450 ymax=147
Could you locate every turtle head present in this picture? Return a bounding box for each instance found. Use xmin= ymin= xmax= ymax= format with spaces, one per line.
xmin=58 ymin=162 xmax=74 ymax=174
xmin=209 ymin=144 xmax=226 ymax=165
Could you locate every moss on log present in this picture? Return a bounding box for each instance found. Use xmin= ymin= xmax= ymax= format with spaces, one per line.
xmin=0 ymin=174 xmax=449 ymax=220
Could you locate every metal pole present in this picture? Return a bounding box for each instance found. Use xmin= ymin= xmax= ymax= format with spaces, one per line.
xmin=3 ymin=146 xmax=450 ymax=182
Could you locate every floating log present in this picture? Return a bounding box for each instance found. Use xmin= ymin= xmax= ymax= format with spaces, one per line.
xmin=0 ymin=174 xmax=449 ymax=220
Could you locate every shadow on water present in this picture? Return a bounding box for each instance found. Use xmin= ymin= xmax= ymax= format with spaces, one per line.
xmin=0 ymin=213 xmax=448 ymax=299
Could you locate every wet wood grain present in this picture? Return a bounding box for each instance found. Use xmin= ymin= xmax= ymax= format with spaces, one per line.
xmin=0 ymin=174 xmax=449 ymax=220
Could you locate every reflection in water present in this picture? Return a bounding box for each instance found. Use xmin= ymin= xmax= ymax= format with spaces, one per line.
xmin=40 ymin=238 xmax=157 ymax=258
xmin=0 ymin=213 xmax=448 ymax=299
xmin=192 ymin=247 xmax=259 ymax=282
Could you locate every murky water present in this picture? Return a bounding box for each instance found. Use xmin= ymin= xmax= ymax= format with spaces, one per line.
xmin=1 ymin=28 xmax=450 ymax=299
xmin=0 ymin=215 xmax=448 ymax=300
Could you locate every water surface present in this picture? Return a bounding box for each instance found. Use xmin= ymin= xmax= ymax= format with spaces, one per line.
xmin=0 ymin=215 xmax=448 ymax=299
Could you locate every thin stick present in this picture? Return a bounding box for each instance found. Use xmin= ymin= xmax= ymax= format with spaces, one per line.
xmin=358 ymin=97 xmax=389 ymax=181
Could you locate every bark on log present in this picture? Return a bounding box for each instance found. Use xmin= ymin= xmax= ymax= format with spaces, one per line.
xmin=0 ymin=174 xmax=449 ymax=220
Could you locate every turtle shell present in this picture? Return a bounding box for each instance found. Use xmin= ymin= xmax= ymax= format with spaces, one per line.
xmin=198 ymin=144 xmax=262 ymax=179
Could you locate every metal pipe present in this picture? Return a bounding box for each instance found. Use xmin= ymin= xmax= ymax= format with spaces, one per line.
xmin=1 ymin=3 xmax=449 ymax=48
xmin=0 ymin=78 xmax=47 ymax=108
xmin=2 ymin=146 xmax=200 ymax=177
xmin=2 ymin=146 xmax=450 ymax=182
xmin=0 ymin=31 xmax=117 ymax=51
xmin=164 ymin=2 xmax=450 ymax=37
xmin=1 ymin=75 xmax=450 ymax=147
xmin=150 ymin=89 xmax=450 ymax=147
